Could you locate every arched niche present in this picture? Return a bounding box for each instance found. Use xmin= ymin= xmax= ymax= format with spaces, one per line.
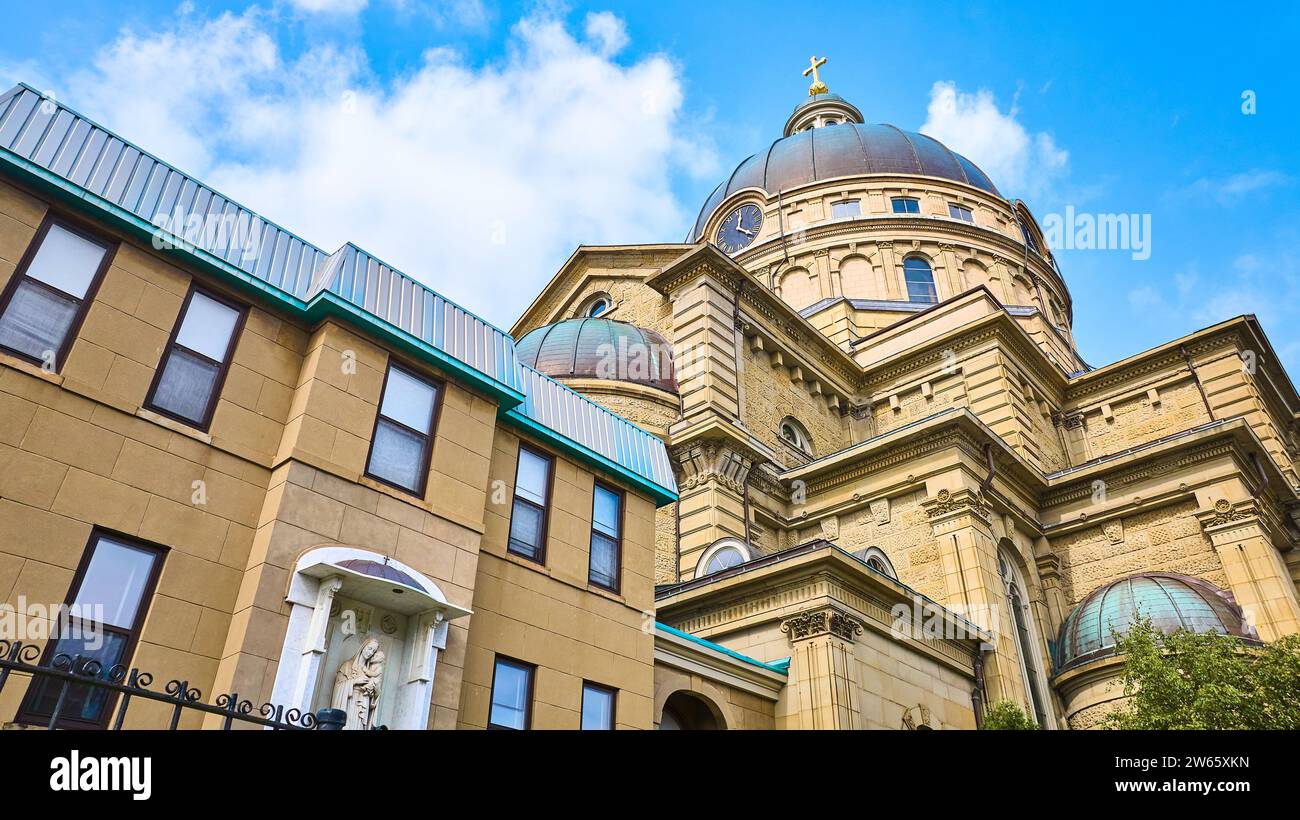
xmin=777 ymin=266 xmax=818 ymax=311
xmin=658 ymin=690 xmax=727 ymax=730
xmin=268 ymin=546 xmax=472 ymax=730
xmin=838 ymin=254 xmax=875 ymax=300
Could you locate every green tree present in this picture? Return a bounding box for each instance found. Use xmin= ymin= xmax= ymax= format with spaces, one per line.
xmin=1104 ymin=617 xmax=1300 ymax=730
xmin=981 ymin=699 xmax=1038 ymax=730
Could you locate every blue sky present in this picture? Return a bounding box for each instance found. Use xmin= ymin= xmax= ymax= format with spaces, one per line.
xmin=3 ymin=1 xmax=1298 ymax=374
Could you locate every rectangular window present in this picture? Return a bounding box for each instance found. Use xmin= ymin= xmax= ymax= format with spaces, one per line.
xmin=831 ymin=199 xmax=861 ymax=219
xmin=948 ymin=203 xmax=974 ymax=222
xmin=488 ymin=656 xmax=534 ymax=730
xmin=145 ymin=287 xmax=245 ymax=429
xmin=890 ymin=197 xmax=921 ymax=214
xmin=364 ymin=364 xmax=441 ymax=495
xmin=581 ymin=682 xmax=617 ymax=730
xmin=0 ymin=217 xmax=114 ymax=370
xmin=588 ymin=482 xmax=622 ymax=591
xmin=508 ymin=445 xmax=553 ymax=562
xmin=17 ymin=532 xmax=165 ymax=728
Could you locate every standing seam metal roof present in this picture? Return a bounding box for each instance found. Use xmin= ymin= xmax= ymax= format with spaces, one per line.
xmin=0 ymin=83 xmax=675 ymax=501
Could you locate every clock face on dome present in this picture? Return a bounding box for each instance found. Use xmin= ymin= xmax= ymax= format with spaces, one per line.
xmin=716 ymin=204 xmax=763 ymax=254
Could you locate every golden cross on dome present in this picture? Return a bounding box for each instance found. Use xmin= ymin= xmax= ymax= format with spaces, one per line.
xmin=803 ymin=55 xmax=829 ymax=96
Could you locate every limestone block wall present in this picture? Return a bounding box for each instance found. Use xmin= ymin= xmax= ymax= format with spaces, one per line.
xmin=459 ymin=428 xmax=658 ymax=729
xmin=1049 ymin=500 xmax=1226 ymax=607
xmin=1073 ymin=378 xmax=1211 ymax=462
xmin=806 ymin=490 xmax=946 ymax=602
xmin=741 ymin=343 xmax=848 ymax=463
xmin=652 ymin=664 xmax=776 ymax=729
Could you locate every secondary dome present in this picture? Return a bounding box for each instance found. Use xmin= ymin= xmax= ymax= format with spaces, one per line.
xmin=515 ymin=318 xmax=677 ymax=393
xmin=1056 ymin=572 xmax=1257 ymax=672
xmin=689 ymin=120 xmax=1000 ymax=242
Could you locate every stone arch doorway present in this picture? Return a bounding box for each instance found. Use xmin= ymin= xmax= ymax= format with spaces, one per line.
xmin=659 ymin=690 xmax=726 ymax=730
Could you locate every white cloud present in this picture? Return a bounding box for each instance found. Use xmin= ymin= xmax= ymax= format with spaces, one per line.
xmin=920 ymin=81 xmax=1068 ymax=200
xmin=1174 ymin=169 xmax=1292 ymax=205
xmin=288 ymin=0 xmax=369 ymax=14
xmin=52 ymin=7 xmax=711 ymax=326
xmin=584 ymin=11 xmax=629 ymax=57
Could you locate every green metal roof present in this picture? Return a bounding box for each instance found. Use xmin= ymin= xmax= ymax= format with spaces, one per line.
xmin=0 ymin=83 xmax=676 ymax=504
xmin=655 ymin=622 xmax=789 ymax=675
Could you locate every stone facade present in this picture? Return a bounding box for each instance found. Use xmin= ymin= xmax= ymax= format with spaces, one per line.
xmin=0 ymin=133 xmax=676 ymax=731
xmin=510 ymin=88 xmax=1300 ymax=730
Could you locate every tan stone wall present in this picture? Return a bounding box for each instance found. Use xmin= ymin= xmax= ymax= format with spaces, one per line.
xmin=833 ymin=490 xmax=946 ymax=601
xmin=652 ymin=665 xmax=775 ymax=729
xmin=1075 ymin=378 xmax=1210 ymax=461
xmin=459 ymin=427 xmax=657 ymax=729
xmin=1051 ymin=500 xmax=1226 ymax=606
xmin=741 ymin=344 xmax=848 ymax=464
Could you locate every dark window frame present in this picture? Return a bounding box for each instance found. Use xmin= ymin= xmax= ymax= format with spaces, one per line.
xmin=14 ymin=528 xmax=167 ymax=729
xmin=890 ymin=197 xmax=921 ymax=214
xmin=362 ymin=360 xmax=445 ymax=499
xmin=506 ymin=443 xmax=554 ymax=565
xmin=0 ymin=211 xmax=118 ymax=372
xmin=581 ymin=680 xmax=618 ymax=730
xmin=903 ymin=256 xmax=939 ymax=304
xmin=587 ymin=480 xmax=624 ymax=593
xmin=487 ymin=655 xmax=535 ymax=730
xmin=948 ymin=203 xmax=975 ymax=222
xmin=143 ymin=283 xmax=249 ymax=432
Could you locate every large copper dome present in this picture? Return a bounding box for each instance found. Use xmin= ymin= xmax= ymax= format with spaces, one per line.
xmin=689 ymin=120 xmax=1000 ymax=242
xmin=515 ymin=318 xmax=677 ymax=393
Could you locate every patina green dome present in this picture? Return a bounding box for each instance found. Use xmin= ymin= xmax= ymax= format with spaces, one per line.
xmin=1056 ymin=572 xmax=1256 ymax=672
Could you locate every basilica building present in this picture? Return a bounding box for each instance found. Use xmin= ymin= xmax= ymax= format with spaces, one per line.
xmin=0 ymin=61 xmax=1295 ymax=731
xmin=511 ymin=61 xmax=1300 ymax=729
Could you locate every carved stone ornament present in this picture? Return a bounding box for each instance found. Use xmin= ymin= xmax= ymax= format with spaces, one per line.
xmin=780 ymin=607 xmax=864 ymax=643
xmin=869 ymin=497 xmax=891 ymax=525
xmin=1103 ymin=520 xmax=1124 ymax=545
xmin=901 ymin=703 xmax=934 ymax=730
xmin=925 ymin=489 xmax=991 ymax=524
xmin=1202 ymin=498 xmax=1253 ymax=528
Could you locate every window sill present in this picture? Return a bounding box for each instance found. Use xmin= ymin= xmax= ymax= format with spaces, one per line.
xmin=0 ymin=351 xmax=63 ymax=385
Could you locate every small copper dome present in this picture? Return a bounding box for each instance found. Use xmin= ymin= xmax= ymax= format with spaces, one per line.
xmin=1056 ymin=572 xmax=1257 ymax=672
xmin=515 ymin=318 xmax=677 ymax=393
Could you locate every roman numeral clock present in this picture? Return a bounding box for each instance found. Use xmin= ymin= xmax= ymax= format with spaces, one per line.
xmin=716 ymin=203 xmax=763 ymax=254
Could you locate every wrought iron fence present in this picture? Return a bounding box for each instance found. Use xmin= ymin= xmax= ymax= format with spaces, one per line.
xmin=0 ymin=639 xmax=319 ymax=730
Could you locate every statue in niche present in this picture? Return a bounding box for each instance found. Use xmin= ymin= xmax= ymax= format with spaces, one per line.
xmin=331 ymin=637 xmax=386 ymax=730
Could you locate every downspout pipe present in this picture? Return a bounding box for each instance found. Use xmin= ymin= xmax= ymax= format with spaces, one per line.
xmin=980 ymin=442 xmax=997 ymax=496
xmin=971 ymin=647 xmax=989 ymax=729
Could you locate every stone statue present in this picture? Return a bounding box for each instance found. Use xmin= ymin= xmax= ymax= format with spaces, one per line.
xmin=331 ymin=637 xmax=385 ymax=730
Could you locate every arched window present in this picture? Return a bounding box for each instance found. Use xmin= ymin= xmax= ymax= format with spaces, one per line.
xmin=697 ymin=539 xmax=751 ymax=578
xmin=998 ymin=546 xmax=1052 ymax=728
xmin=778 ymin=417 xmax=813 ymax=455
xmin=903 ymin=257 xmax=938 ymax=304
xmin=577 ymin=294 xmax=612 ymax=318
xmin=853 ymin=547 xmax=896 ymax=579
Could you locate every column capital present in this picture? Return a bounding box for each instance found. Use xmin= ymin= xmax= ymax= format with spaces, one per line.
xmin=780 ymin=606 xmax=864 ymax=643
xmin=922 ymin=488 xmax=992 ymax=527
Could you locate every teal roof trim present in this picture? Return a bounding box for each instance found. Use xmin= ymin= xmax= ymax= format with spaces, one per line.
xmin=0 ymin=83 xmax=676 ymax=502
xmin=655 ymin=623 xmax=789 ymax=675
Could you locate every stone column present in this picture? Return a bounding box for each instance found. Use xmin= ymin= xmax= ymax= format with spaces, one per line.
xmin=923 ymin=487 xmax=1027 ymax=708
xmin=1197 ymin=498 xmax=1300 ymax=640
xmin=777 ymin=606 xmax=864 ymax=729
